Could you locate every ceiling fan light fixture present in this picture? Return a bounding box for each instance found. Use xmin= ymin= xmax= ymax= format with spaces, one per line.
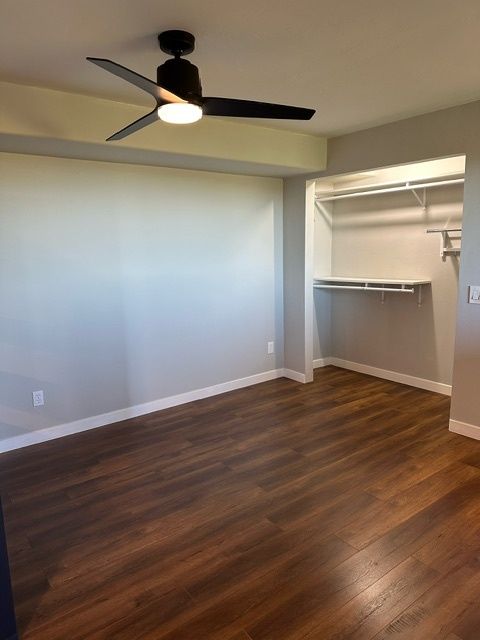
xmin=158 ymin=102 xmax=203 ymax=124
xmin=87 ymin=30 xmax=315 ymax=140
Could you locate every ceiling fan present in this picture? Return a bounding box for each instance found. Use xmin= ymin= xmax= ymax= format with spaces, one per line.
xmin=87 ymin=30 xmax=315 ymax=141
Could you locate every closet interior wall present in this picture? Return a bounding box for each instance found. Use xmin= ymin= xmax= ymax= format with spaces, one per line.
xmin=313 ymin=175 xmax=464 ymax=392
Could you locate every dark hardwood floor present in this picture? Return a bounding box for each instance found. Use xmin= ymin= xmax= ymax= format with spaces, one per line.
xmin=2 ymin=366 xmax=480 ymax=639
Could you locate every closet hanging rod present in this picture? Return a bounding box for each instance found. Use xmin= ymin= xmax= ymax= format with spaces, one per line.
xmin=425 ymin=228 xmax=462 ymax=233
xmin=315 ymin=178 xmax=464 ymax=202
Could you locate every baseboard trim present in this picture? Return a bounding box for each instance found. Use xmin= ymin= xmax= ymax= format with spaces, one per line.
xmin=282 ymin=368 xmax=307 ymax=383
xmin=313 ymin=357 xmax=332 ymax=369
xmin=0 ymin=369 xmax=284 ymax=454
xmin=1 ymin=360 xmax=452 ymax=454
xmin=449 ymin=419 xmax=480 ymax=440
xmin=329 ymin=358 xmax=452 ymax=396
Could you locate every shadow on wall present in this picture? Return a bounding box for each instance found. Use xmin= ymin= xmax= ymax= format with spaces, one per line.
xmin=330 ymin=284 xmax=441 ymax=383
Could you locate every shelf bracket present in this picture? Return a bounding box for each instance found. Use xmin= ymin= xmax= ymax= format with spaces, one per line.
xmin=409 ymin=185 xmax=426 ymax=210
xmin=425 ymin=228 xmax=461 ymax=260
xmin=415 ymin=284 xmax=423 ymax=307
xmin=376 ymin=283 xmax=424 ymax=306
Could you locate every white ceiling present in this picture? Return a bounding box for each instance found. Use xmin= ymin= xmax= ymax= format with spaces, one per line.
xmin=2 ymin=0 xmax=480 ymax=138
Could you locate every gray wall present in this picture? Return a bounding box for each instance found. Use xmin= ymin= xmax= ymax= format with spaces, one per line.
xmin=283 ymin=178 xmax=315 ymax=381
xmin=325 ymin=186 xmax=462 ymax=385
xmin=0 ymin=152 xmax=283 ymax=444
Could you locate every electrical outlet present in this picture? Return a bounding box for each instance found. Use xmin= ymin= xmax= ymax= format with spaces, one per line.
xmin=267 ymin=341 xmax=274 ymax=355
xmin=32 ymin=390 xmax=44 ymax=407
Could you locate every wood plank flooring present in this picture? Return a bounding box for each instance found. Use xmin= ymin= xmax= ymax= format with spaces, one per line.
xmin=1 ymin=366 xmax=480 ymax=639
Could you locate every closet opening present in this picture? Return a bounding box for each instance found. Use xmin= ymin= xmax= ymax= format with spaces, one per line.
xmin=312 ymin=155 xmax=465 ymax=395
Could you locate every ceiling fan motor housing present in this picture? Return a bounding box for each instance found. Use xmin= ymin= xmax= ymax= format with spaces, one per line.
xmin=157 ymin=58 xmax=202 ymax=99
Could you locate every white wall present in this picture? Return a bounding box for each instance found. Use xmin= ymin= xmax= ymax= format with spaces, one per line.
xmin=312 ymin=202 xmax=332 ymax=364
xmin=320 ymin=184 xmax=463 ymax=388
xmin=0 ymin=152 xmax=283 ymax=449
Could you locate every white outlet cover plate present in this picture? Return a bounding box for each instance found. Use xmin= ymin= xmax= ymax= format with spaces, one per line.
xmin=32 ymin=390 xmax=44 ymax=406
xmin=469 ymin=286 xmax=480 ymax=304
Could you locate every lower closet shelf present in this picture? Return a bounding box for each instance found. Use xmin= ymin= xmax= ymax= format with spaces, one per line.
xmin=313 ymin=276 xmax=431 ymax=305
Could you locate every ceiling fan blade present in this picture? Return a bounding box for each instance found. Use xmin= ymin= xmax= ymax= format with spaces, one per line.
xmin=86 ymin=58 xmax=186 ymax=104
xmin=106 ymin=107 xmax=159 ymax=141
xmin=201 ymin=97 xmax=315 ymax=120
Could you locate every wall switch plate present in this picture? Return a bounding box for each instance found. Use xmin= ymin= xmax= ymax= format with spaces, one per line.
xmin=469 ymin=286 xmax=480 ymax=304
xmin=32 ymin=390 xmax=44 ymax=407
xmin=267 ymin=341 xmax=274 ymax=355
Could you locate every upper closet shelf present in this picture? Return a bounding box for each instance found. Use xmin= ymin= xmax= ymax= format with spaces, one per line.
xmin=313 ymin=277 xmax=431 ymax=305
xmin=315 ymin=177 xmax=464 ymax=211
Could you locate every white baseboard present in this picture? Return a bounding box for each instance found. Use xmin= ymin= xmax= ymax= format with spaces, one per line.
xmin=449 ymin=419 xmax=480 ymax=440
xmin=313 ymin=357 xmax=332 ymax=369
xmin=0 ymin=369 xmax=284 ymax=454
xmin=283 ymin=368 xmax=307 ymax=383
xmin=329 ymin=358 xmax=452 ymax=396
xmin=1 ymin=360 xmax=453 ymax=454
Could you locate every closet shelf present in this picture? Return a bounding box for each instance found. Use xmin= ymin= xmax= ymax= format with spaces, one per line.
xmin=313 ymin=277 xmax=430 ymax=306
xmin=315 ymin=178 xmax=464 ymax=203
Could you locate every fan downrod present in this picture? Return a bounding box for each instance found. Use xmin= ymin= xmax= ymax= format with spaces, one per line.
xmin=158 ymin=30 xmax=195 ymax=57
